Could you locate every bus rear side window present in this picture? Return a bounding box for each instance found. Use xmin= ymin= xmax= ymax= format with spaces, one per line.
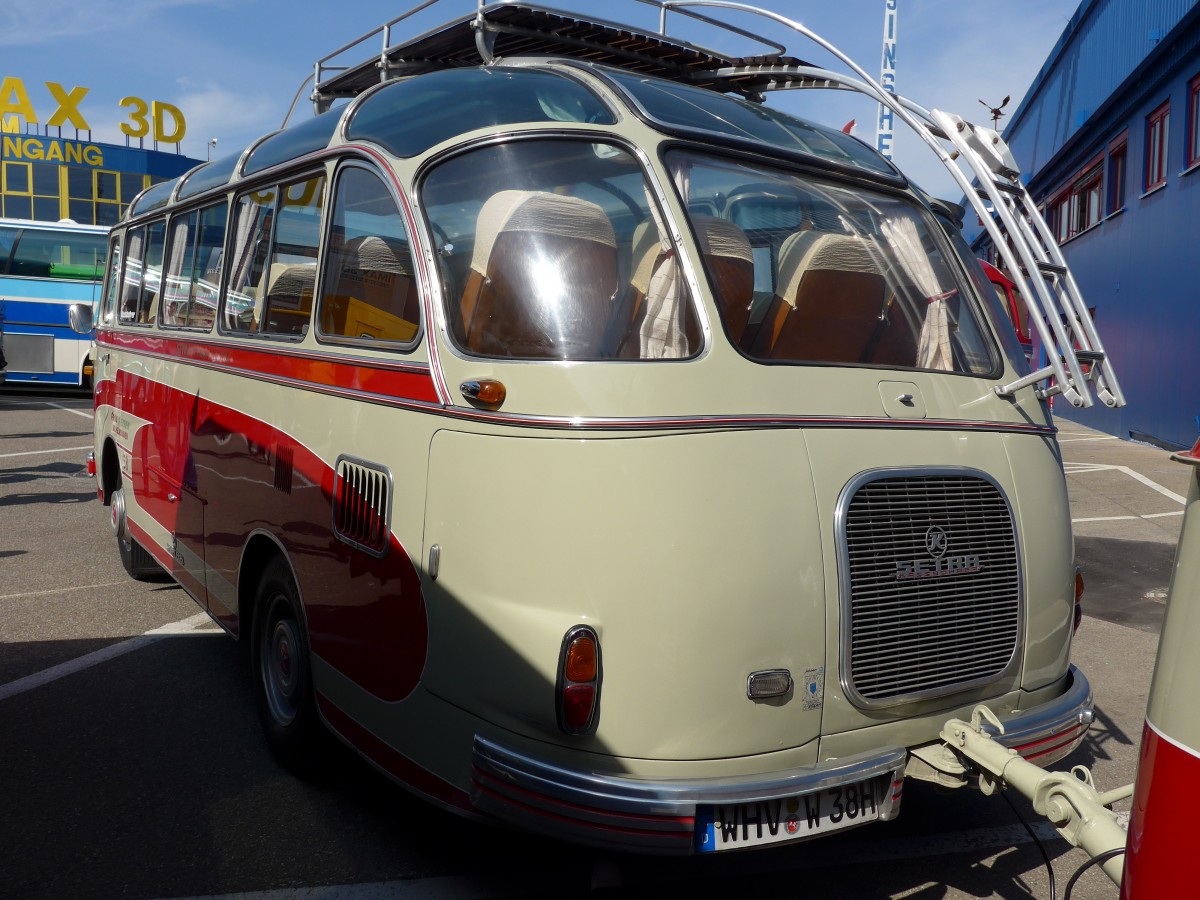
xmin=223 ymin=176 xmax=325 ymax=337
xmin=318 ymin=167 xmax=419 ymax=346
xmin=119 ymin=221 xmax=165 ymax=326
xmin=162 ymin=203 xmax=227 ymax=331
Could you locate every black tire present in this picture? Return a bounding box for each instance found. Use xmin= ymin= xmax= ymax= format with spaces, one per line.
xmin=112 ymin=486 xmax=164 ymax=581
xmin=251 ymin=558 xmax=327 ymax=774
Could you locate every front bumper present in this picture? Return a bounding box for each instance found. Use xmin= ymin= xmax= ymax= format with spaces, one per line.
xmin=471 ymin=739 xmax=905 ymax=854
xmin=470 ymin=665 xmax=1093 ymax=854
xmin=990 ymin=664 xmax=1094 ymax=765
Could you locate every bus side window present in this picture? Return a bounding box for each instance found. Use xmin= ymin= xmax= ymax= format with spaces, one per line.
xmin=261 ymin=175 xmax=325 ymax=338
xmin=317 ymin=167 xmax=419 ymax=346
xmin=119 ymin=227 xmax=147 ymax=325
xmin=224 ymin=189 xmax=277 ymax=333
xmin=100 ymin=234 xmax=121 ymax=326
xmin=139 ymin=221 xmax=166 ymax=325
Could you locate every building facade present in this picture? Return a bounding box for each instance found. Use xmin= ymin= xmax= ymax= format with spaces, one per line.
xmin=2 ymin=129 xmax=200 ymax=227
xmin=973 ymin=0 xmax=1200 ymax=448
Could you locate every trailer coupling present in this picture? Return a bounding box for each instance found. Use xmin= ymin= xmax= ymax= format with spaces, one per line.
xmin=940 ymin=705 xmax=1131 ymax=887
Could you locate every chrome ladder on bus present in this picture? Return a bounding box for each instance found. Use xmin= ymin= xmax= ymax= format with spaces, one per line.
xmin=666 ymin=0 xmax=1126 ymax=410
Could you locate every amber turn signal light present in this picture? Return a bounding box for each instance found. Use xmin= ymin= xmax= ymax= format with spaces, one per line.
xmin=460 ymin=379 xmax=506 ymax=409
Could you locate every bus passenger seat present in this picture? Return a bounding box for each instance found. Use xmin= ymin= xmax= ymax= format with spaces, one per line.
xmin=457 ymin=190 xmax=617 ymax=359
xmin=692 ymin=215 xmax=754 ymax=349
xmin=749 ymin=232 xmax=894 ymax=364
xmin=263 ymin=263 xmax=317 ymax=335
xmin=321 ymin=235 xmax=419 ymax=342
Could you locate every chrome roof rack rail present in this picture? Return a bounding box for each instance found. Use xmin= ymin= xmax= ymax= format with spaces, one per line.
xmin=309 ymin=0 xmax=1123 ymax=408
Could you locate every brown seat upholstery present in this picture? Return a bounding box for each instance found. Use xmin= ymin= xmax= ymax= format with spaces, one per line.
xmin=749 ymin=232 xmax=915 ymax=365
xmin=689 ymin=215 xmax=755 ymax=350
xmin=321 ymin=235 xmax=420 ymax=342
xmin=456 ymin=191 xmax=617 ymax=359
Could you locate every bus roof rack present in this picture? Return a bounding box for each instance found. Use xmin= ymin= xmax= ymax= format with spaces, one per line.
xmin=311 ymin=1 xmax=817 ymax=109
xmin=308 ymin=0 xmax=1124 ymax=410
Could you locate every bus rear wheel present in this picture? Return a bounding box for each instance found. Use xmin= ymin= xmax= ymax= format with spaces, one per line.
xmin=252 ymin=559 xmax=326 ymax=774
xmin=111 ymin=486 xmax=162 ymax=580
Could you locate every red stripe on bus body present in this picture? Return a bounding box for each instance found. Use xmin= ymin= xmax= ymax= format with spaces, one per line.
xmin=98 ymin=329 xmax=440 ymax=404
xmin=97 ymin=369 xmax=429 ymax=703
xmin=1120 ymin=721 xmax=1200 ymax=899
xmin=318 ymin=695 xmax=473 ymax=814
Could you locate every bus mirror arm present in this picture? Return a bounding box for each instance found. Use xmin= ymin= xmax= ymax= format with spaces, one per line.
xmin=68 ymin=303 xmax=94 ymax=335
xmin=940 ymin=706 xmax=1129 ymax=888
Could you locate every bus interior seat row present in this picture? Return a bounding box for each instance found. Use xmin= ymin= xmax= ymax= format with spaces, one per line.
xmin=446 ymin=188 xmax=933 ymax=367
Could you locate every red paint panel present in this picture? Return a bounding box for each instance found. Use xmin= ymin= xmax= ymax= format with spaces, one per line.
xmin=102 ymin=369 xmax=429 ymax=703
xmin=1120 ymin=722 xmax=1200 ymax=899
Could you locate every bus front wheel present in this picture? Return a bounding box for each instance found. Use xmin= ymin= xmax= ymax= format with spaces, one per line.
xmin=252 ymin=558 xmax=326 ymax=774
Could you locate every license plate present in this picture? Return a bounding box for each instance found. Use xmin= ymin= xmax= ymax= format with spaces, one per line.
xmin=695 ymin=776 xmax=886 ymax=852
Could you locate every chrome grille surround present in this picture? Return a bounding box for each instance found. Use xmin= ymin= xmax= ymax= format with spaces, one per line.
xmin=836 ymin=468 xmax=1022 ymax=710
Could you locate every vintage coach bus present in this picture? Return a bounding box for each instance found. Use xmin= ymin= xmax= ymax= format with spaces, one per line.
xmin=82 ymin=1 xmax=1124 ymax=854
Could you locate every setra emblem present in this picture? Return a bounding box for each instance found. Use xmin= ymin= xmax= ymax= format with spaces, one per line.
xmin=925 ymin=525 xmax=948 ymax=559
xmin=896 ymin=525 xmax=982 ymax=580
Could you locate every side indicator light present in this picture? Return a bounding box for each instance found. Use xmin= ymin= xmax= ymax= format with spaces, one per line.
xmin=460 ymin=379 xmax=506 ymax=410
xmin=747 ymin=669 xmax=793 ymax=700
xmin=557 ymin=626 xmax=601 ymax=736
xmin=85 ymin=451 xmax=96 ymax=478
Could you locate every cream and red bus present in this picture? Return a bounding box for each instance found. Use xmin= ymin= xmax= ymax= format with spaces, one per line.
xmin=82 ymin=1 xmax=1123 ymax=854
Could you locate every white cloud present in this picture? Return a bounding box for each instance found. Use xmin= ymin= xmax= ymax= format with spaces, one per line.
xmin=0 ymin=0 xmax=227 ymax=47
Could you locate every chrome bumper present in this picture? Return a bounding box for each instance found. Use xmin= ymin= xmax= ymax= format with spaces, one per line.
xmin=991 ymin=664 xmax=1094 ymax=765
xmin=471 ymin=738 xmax=905 ymax=854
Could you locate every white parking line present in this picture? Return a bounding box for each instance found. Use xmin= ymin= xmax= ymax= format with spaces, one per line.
xmin=0 ymin=445 xmax=92 ymax=460
xmin=49 ymin=402 xmax=94 ymax=420
xmin=1063 ymin=463 xmax=1187 ymax=504
xmin=0 ymin=612 xmax=214 ymax=703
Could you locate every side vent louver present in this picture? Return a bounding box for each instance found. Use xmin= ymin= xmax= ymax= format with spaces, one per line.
xmin=273 ymin=445 xmax=294 ymax=495
xmin=333 ymin=456 xmax=392 ymax=558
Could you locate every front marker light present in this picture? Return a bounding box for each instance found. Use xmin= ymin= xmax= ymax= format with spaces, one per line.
xmin=557 ymin=626 xmax=601 ymax=736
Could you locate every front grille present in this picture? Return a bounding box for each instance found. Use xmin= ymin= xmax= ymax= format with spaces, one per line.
xmin=840 ymin=472 xmax=1020 ymax=707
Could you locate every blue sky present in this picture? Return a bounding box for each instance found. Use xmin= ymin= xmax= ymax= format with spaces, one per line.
xmin=2 ymin=0 xmax=1082 ymax=198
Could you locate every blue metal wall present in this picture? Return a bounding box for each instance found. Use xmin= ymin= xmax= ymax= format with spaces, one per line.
xmin=1006 ymin=0 xmax=1198 ymax=174
xmin=979 ymin=0 xmax=1200 ymax=448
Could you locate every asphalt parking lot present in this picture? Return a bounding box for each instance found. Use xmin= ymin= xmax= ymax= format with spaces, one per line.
xmin=0 ymin=388 xmax=1188 ymax=900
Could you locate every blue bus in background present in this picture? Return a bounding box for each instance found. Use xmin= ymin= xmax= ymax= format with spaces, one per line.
xmin=0 ymin=218 xmax=108 ymax=388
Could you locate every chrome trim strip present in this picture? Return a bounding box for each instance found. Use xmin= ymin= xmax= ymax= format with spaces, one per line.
xmin=991 ymin=665 xmax=1093 ymax=750
xmin=471 ymin=735 xmax=906 ymax=817
xmin=835 ymin=466 xmax=1025 ymax=710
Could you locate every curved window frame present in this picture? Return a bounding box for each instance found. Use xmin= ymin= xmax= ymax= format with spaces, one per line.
xmin=313 ymin=160 xmax=424 ymax=353
xmin=663 ymin=147 xmax=1001 ymax=378
xmin=217 ymin=170 xmax=327 ymax=342
xmin=417 ymin=133 xmax=705 ymax=364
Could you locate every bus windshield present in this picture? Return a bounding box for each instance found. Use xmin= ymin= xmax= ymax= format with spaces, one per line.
xmin=670 ymin=152 xmax=998 ymax=375
xmin=423 ymin=138 xmax=701 ymax=361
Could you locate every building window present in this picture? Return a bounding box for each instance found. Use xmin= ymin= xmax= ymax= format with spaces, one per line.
xmin=1107 ymin=132 xmax=1127 ymax=214
xmin=1073 ymin=162 xmax=1102 ymax=232
xmin=1189 ymin=75 xmax=1200 ymax=169
xmin=1145 ymin=100 xmax=1170 ymax=191
xmin=1047 ymin=156 xmax=1104 ymax=243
